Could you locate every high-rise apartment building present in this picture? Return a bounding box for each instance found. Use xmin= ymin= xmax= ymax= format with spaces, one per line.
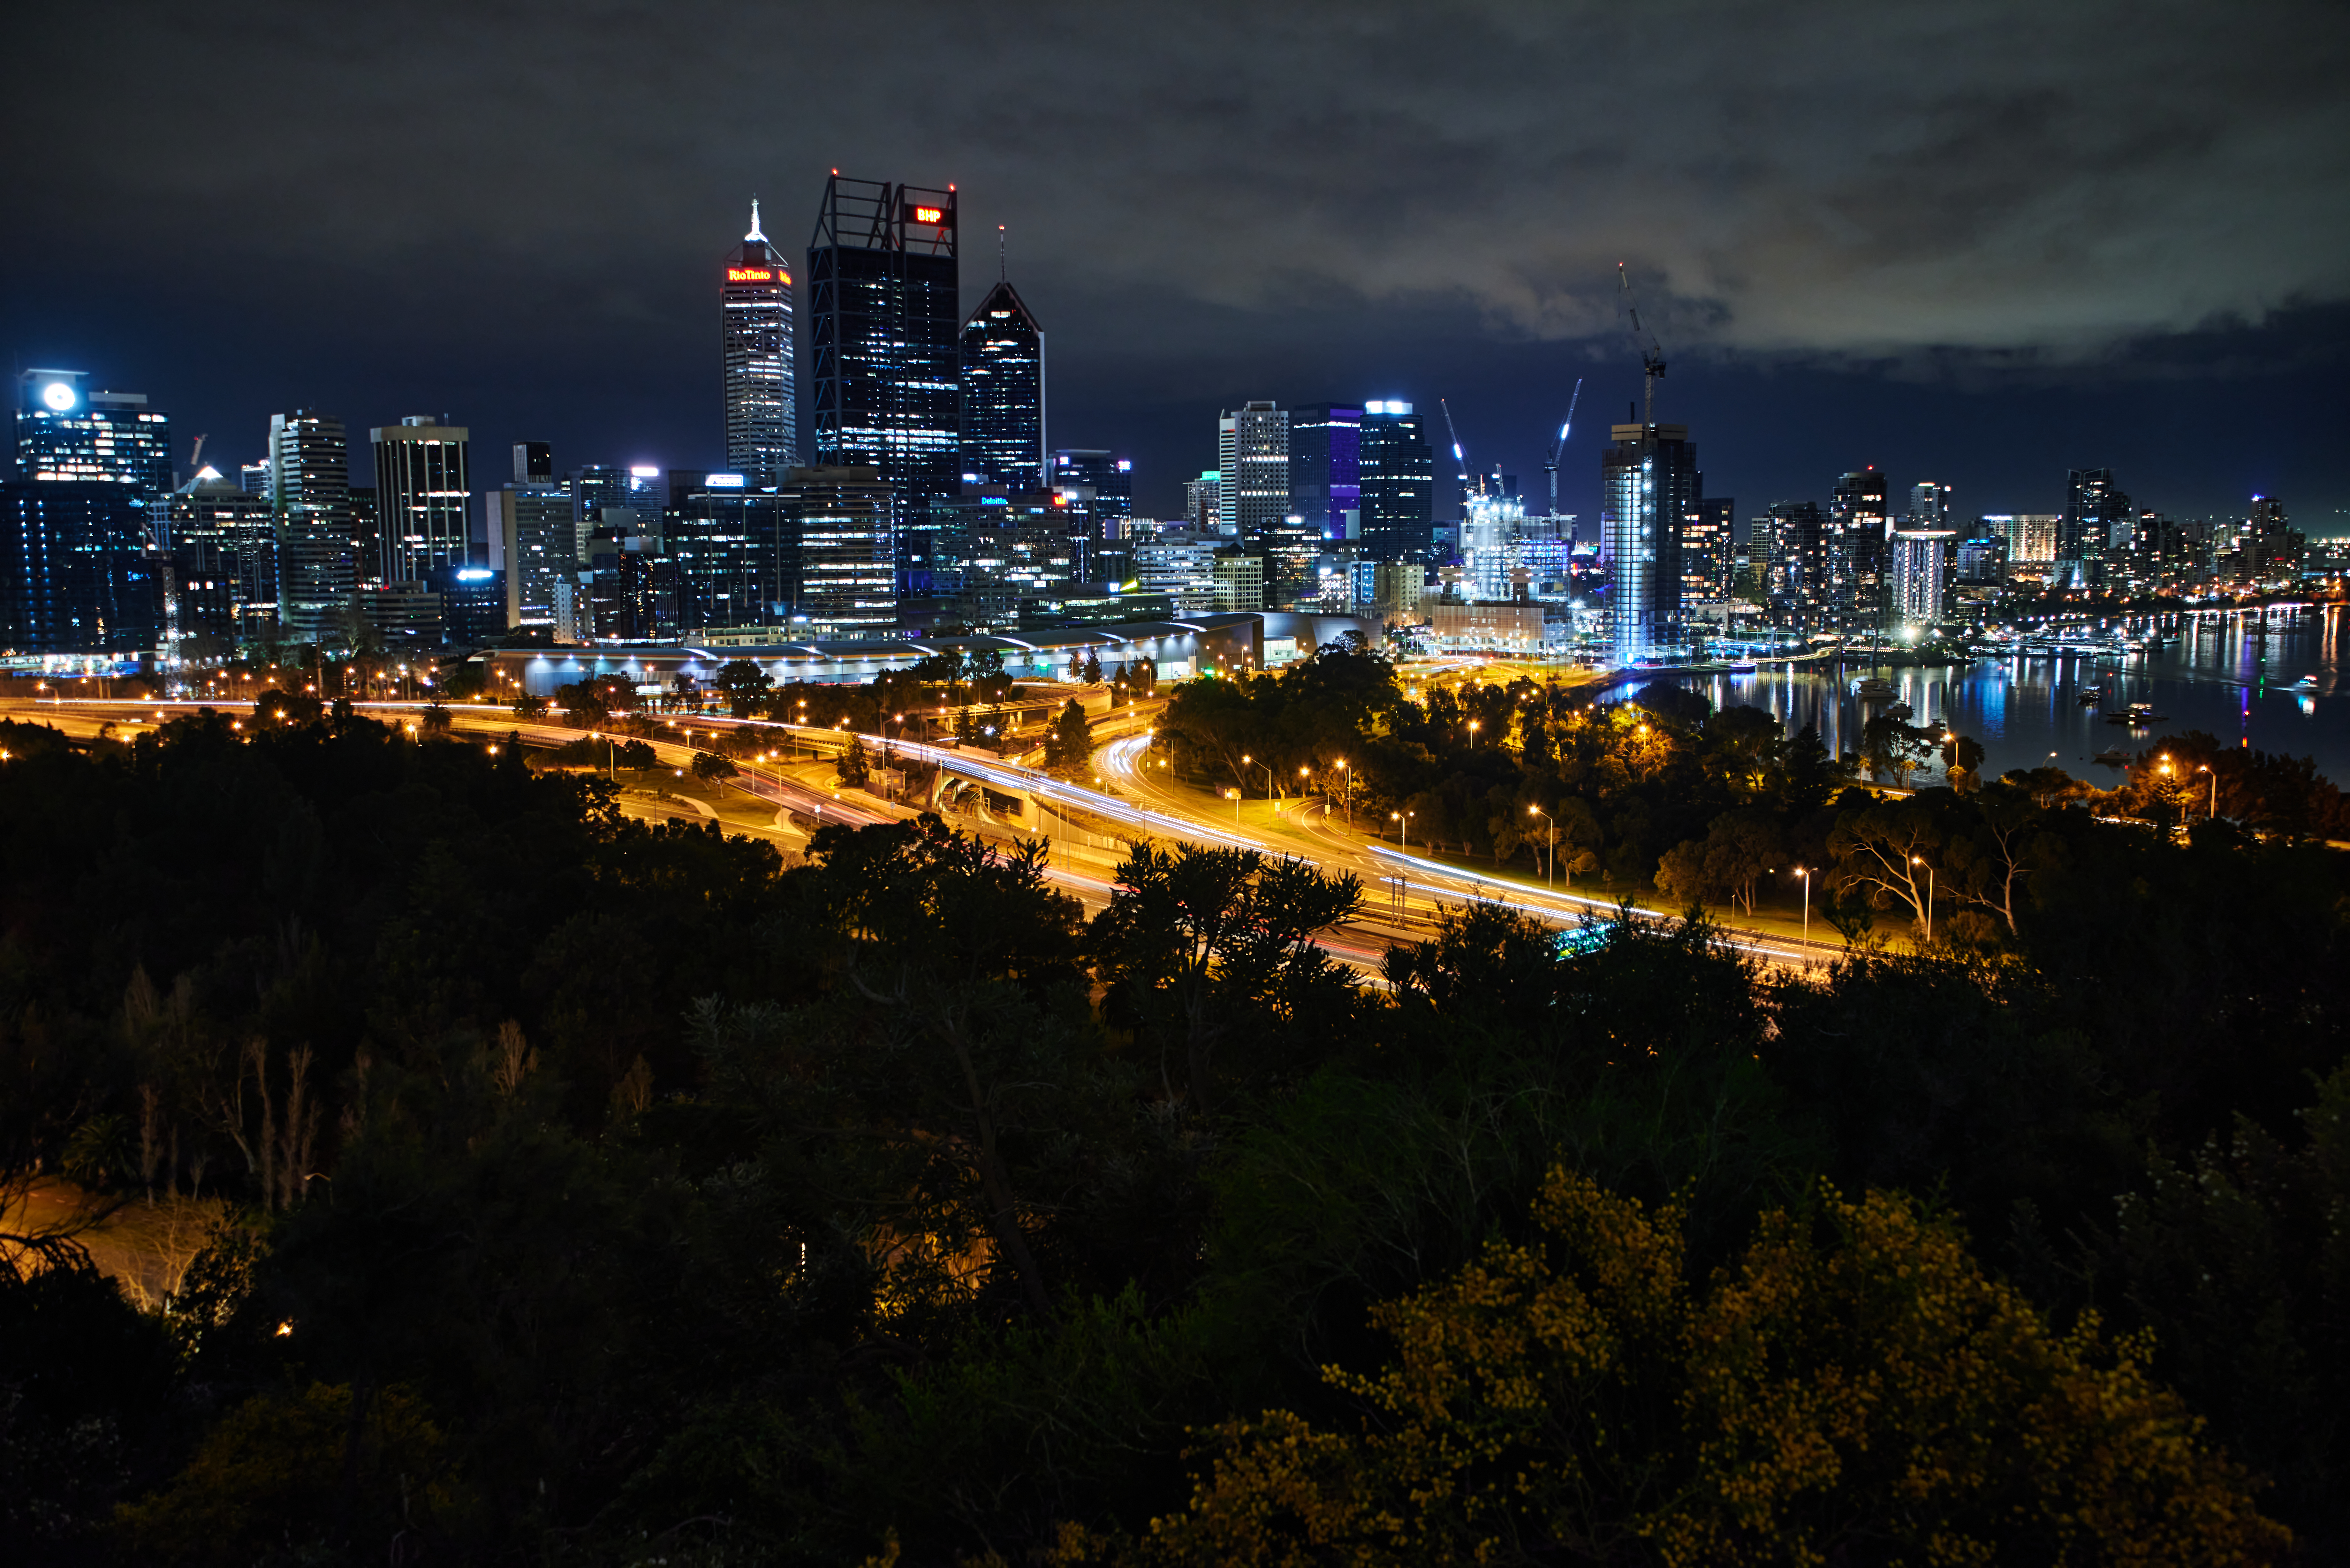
xmin=722 ymin=202 xmax=798 ymax=485
xmin=960 ymin=276 xmax=1046 ymax=493
xmin=1358 ymin=401 xmax=1433 ymax=561
xmin=372 ymin=417 xmax=472 ymax=582
xmin=1682 ymin=495 xmax=1734 ymax=599
xmin=13 ymin=371 xmax=173 ymax=496
xmin=2061 ymin=468 xmax=2131 ymax=589
xmin=807 ymin=175 xmax=959 ymax=589
xmin=1762 ymin=501 xmax=1824 ymax=621
xmin=1907 ymin=480 xmax=1952 ymax=528
xmin=1889 ymin=530 xmax=1955 ymax=624
xmin=1827 ymin=469 xmax=1892 ymax=630
xmin=269 ymin=411 xmax=353 ymax=642
xmin=1599 ymin=422 xmax=1697 ymax=662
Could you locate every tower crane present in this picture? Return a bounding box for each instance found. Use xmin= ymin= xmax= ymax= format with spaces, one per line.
xmin=1437 ymin=397 xmax=1472 ymax=492
xmin=1618 ymin=262 xmax=1666 ymax=426
xmin=1542 ymin=378 xmax=1582 ymax=518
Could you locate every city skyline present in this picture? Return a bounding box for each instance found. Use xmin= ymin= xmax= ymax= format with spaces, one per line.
xmin=4 ymin=3 xmax=2344 ymax=535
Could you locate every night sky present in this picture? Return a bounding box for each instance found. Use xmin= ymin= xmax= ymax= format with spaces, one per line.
xmin=5 ymin=0 xmax=2346 ymax=534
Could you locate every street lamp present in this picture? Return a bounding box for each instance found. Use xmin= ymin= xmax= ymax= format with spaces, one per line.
xmin=1792 ymin=866 xmax=1812 ymax=955
xmin=1334 ymin=758 xmax=1350 ymax=828
xmin=1391 ymin=808 xmax=1414 ymax=854
xmin=1467 ymin=719 xmax=1480 ymax=748
xmin=1227 ymin=786 xmax=1242 ymax=824
xmin=1527 ymin=804 xmax=1555 ymax=890
xmin=2198 ymin=763 xmax=2216 ymax=818
xmin=1910 ymin=855 xmax=1934 ymax=943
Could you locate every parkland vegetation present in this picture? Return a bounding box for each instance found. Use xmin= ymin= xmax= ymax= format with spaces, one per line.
xmin=0 ymin=652 xmax=2343 ymax=1565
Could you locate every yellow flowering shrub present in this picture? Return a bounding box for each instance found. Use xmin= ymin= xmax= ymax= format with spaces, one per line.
xmin=1097 ymin=1169 xmax=2286 ymax=1567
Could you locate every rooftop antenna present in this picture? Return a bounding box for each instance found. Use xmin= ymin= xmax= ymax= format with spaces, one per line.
xmin=999 ymin=223 xmax=1007 ymax=282
xmin=746 ymin=197 xmax=766 ymax=242
xmin=1543 ymin=378 xmax=1582 ymax=517
xmin=1618 ymin=263 xmax=1667 ymax=426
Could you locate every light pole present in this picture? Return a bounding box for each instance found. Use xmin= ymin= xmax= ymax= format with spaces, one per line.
xmin=1528 ymin=805 xmax=1554 ymax=890
xmin=1910 ymin=855 xmax=1934 ymax=943
xmin=1391 ymin=808 xmax=1413 ymax=854
xmin=1793 ymin=866 xmax=1812 ymax=956
xmin=1228 ymin=786 xmax=1241 ymax=824
xmin=1334 ymin=758 xmax=1350 ymax=828
xmin=1467 ymin=719 xmax=1480 ymax=748
xmin=2198 ymin=763 xmax=2216 ymax=819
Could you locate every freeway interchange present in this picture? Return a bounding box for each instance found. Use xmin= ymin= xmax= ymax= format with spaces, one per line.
xmin=4 ymin=692 xmax=1845 ymax=976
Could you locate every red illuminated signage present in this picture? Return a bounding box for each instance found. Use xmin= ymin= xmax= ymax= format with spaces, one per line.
xmin=726 ymin=266 xmax=786 ymax=283
xmin=909 ymin=204 xmax=944 ymax=225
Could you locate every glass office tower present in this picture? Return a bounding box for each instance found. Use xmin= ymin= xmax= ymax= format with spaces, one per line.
xmin=808 ymin=175 xmax=959 ymax=591
xmin=960 ymin=278 xmax=1045 ymax=493
xmin=269 ymin=411 xmax=354 ymax=642
xmin=372 ymin=417 xmax=472 ymax=582
xmin=1358 ymin=401 xmax=1434 ymax=560
xmin=1289 ymin=403 xmax=1362 ymax=542
xmin=0 ymin=481 xmax=163 ymax=655
xmin=14 ymin=370 xmax=173 ymax=497
xmin=1599 ymin=421 xmax=1696 ymax=663
xmin=1827 ymin=468 xmax=1892 ymax=630
xmin=722 ymin=201 xmax=798 ymax=484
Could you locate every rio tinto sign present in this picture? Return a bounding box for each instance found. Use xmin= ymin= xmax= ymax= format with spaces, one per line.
xmin=726 ymin=266 xmax=786 ymax=283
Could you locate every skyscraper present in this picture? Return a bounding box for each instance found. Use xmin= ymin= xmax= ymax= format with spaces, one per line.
xmin=269 ymin=411 xmax=353 ymax=642
xmin=372 ymin=417 xmax=472 ymax=582
xmin=723 ymin=202 xmax=798 ymax=484
xmin=167 ymin=467 xmax=279 ymax=644
xmin=1358 ymin=401 xmax=1433 ymax=561
xmin=668 ymin=470 xmax=792 ymax=633
xmin=1052 ymin=450 xmax=1132 ymax=582
xmin=961 ymin=270 xmax=1046 ymax=493
xmin=0 ymin=481 xmax=163 ymax=655
xmin=807 ymin=175 xmax=959 ymax=589
xmin=1185 ymin=471 xmax=1223 ymax=533
xmin=1599 ymin=421 xmax=1696 ymax=663
xmin=1683 ymin=495 xmax=1734 ymax=599
xmin=14 ymin=371 xmax=173 ymax=496
xmin=1289 ymin=404 xmax=1363 ymax=544
xmin=1907 ymin=480 xmax=1952 ymax=528
xmin=1828 ymin=469 xmax=1891 ymax=630
xmin=2061 ymin=468 xmax=2131 ymax=589
xmin=785 ymin=465 xmax=897 ymax=637
xmin=485 ymin=444 xmax=572 ymax=628
xmin=1217 ymin=402 xmax=1290 ymax=542
xmin=1889 ymin=530 xmax=1955 ymax=624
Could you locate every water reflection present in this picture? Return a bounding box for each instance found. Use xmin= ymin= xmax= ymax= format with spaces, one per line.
xmin=1616 ymin=604 xmax=2346 ymax=786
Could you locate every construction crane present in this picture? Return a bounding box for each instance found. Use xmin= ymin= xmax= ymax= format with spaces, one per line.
xmin=1437 ymin=397 xmax=1472 ymax=491
xmin=1618 ymin=262 xmax=1666 ymax=426
xmin=1542 ymin=378 xmax=1582 ymax=517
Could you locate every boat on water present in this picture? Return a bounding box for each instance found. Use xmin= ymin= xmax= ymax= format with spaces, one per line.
xmin=2093 ymin=749 xmax=2132 ymax=766
xmin=2292 ymin=674 xmax=2319 ymax=690
xmin=2077 ymin=691 xmax=2103 ymax=705
xmin=1854 ymin=677 xmax=1896 ymax=697
xmin=1726 ymin=660 xmax=1758 ymax=674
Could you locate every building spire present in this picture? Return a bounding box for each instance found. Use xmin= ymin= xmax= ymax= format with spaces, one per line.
xmin=998 ymin=223 xmax=1006 ymax=282
xmin=746 ymin=197 xmax=766 ymax=243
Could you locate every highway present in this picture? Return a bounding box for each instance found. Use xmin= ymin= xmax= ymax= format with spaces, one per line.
xmin=2 ymin=694 xmax=1846 ymax=973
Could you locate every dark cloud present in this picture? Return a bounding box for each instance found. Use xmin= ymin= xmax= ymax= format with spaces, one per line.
xmin=3 ymin=0 xmax=2345 ymax=520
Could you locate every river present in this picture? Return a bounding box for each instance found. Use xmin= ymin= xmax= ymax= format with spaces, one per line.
xmin=1616 ymin=604 xmax=2349 ymax=787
